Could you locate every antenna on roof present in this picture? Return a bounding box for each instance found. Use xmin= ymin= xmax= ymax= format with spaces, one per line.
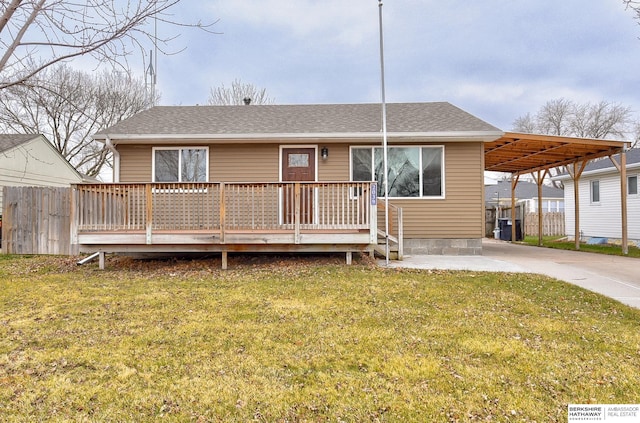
xmin=146 ymin=49 xmax=157 ymax=106
xmin=145 ymin=7 xmax=159 ymax=107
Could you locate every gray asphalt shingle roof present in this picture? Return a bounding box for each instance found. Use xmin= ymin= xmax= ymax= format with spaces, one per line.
xmin=0 ymin=134 xmax=38 ymax=153
xmin=581 ymin=148 xmax=640 ymax=172
xmin=485 ymin=180 xmax=564 ymax=203
xmin=94 ymin=102 xmax=501 ymax=138
xmin=554 ymin=148 xmax=640 ymax=179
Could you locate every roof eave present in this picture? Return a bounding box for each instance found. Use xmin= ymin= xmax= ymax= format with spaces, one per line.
xmin=93 ymin=130 xmax=504 ymax=144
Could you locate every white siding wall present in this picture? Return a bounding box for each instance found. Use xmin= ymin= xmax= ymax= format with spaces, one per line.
xmin=0 ymin=137 xmax=84 ymax=211
xmin=563 ymin=170 xmax=640 ymax=241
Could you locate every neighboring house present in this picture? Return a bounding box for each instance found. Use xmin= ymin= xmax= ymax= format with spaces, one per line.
xmin=554 ymin=148 xmax=640 ymax=245
xmin=0 ymin=134 xmax=88 ymax=212
xmin=485 ymin=180 xmax=564 ymax=213
xmin=78 ymin=102 xmax=503 ymax=259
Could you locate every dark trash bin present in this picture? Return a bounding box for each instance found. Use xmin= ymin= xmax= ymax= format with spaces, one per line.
xmin=498 ymin=218 xmax=523 ymax=241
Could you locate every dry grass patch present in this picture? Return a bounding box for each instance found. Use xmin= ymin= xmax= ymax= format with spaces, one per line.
xmin=0 ymin=253 xmax=639 ymax=421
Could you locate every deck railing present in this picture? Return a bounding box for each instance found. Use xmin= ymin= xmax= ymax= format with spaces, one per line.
xmin=71 ymin=182 xmax=377 ymax=244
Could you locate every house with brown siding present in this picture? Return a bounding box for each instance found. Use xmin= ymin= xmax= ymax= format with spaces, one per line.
xmin=76 ymin=102 xmax=502 ymax=265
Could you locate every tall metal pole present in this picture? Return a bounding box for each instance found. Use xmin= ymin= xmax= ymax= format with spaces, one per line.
xmin=378 ymin=0 xmax=390 ymax=265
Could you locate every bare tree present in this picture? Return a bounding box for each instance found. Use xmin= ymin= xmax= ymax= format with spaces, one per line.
xmin=0 ymin=0 xmax=216 ymax=90
xmin=624 ymin=1 xmax=640 ymax=21
xmin=0 ymin=64 xmax=156 ymax=177
xmin=512 ymin=98 xmax=634 ymax=188
xmin=511 ymin=113 xmax=536 ymax=133
xmin=208 ymin=79 xmax=275 ymax=105
xmin=535 ymin=98 xmax=573 ymax=136
xmin=512 ymin=98 xmax=633 ymax=139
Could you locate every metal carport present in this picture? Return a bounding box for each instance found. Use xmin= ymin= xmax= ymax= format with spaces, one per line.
xmin=484 ymin=132 xmax=632 ymax=254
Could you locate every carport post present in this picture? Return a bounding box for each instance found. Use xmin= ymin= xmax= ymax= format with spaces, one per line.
xmin=621 ymin=148 xmax=628 ymax=255
xmin=510 ymin=175 xmax=519 ymax=243
xmin=568 ymin=161 xmax=588 ymax=250
xmin=533 ymin=169 xmax=549 ymax=247
xmin=610 ymin=148 xmax=629 ymax=255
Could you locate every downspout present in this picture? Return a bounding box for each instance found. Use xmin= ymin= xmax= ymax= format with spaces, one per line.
xmin=105 ymin=136 xmax=120 ymax=183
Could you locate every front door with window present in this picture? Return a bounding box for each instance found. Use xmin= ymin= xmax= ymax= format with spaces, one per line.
xmin=282 ymin=148 xmax=316 ymax=224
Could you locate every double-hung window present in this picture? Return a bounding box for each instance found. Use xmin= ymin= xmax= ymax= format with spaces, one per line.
xmin=153 ymin=147 xmax=208 ymax=182
xmin=628 ymin=175 xmax=638 ymax=196
xmin=351 ymin=146 xmax=444 ymax=198
xmin=590 ymin=180 xmax=600 ymax=204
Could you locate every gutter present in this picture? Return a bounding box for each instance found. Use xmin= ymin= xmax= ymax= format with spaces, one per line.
xmin=92 ymin=130 xmax=505 ymax=144
xmin=105 ymin=136 xmax=120 ymax=183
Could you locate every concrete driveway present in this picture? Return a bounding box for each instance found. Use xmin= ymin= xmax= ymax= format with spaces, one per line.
xmin=382 ymin=239 xmax=640 ymax=309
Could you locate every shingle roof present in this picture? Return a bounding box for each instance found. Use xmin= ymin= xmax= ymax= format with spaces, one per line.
xmin=0 ymin=134 xmax=38 ymax=153
xmin=94 ymin=102 xmax=501 ymax=139
xmin=581 ymin=148 xmax=640 ymax=172
xmin=485 ymin=180 xmax=564 ymax=203
xmin=553 ymin=148 xmax=640 ymax=179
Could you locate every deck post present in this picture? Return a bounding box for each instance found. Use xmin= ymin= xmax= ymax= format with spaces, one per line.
xmin=294 ymin=182 xmax=301 ymax=244
xmin=69 ymin=185 xmax=78 ymax=247
xmin=346 ymin=251 xmax=352 ymax=265
xmin=99 ymin=252 xmax=105 ymax=270
xmin=369 ymin=183 xmax=378 ymax=244
xmin=219 ymin=182 xmax=225 ymax=244
xmin=221 ymin=251 xmax=228 ymax=270
xmin=396 ymin=207 xmax=404 ymax=260
xmin=145 ymin=183 xmax=153 ymax=245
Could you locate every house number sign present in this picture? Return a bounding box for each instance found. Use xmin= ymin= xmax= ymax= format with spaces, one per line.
xmin=371 ymin=184 xmax=377 ymax=205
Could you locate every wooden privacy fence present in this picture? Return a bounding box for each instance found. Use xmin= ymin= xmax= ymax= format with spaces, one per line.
xmin=486 ymin=207 xmax=565 ymax=238
xmin=524 ymin=212 xmax=565 ymax=237
xmin=2 ymin=186 xmax=73 ymax=255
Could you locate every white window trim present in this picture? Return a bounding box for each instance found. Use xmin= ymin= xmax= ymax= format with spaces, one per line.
xmin=590 ymin=179 xmax=600 ymax=204
xmin=152 ymin=146 xmax=209 ymax=183
xmin=349 ymin=145 xmax=445 ymax=199
xmin=628 ymin=174 xmax=638 ymax=197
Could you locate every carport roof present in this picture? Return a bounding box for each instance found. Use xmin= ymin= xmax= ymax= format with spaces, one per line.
xmin=484 ymin=132 xmax=630 ymax=175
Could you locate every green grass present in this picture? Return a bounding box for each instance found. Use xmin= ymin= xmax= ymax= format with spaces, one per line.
xmin=1 ymin=254 xmax=639 ymax=422
xmin=522 ymin=236 xmax=640 ymax=258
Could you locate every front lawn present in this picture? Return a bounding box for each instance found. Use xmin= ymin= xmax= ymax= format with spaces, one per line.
xmin=1 ymin=254 xmax=639 ymax=422
xmin=522 ymin=236 xmax=640 ymax=258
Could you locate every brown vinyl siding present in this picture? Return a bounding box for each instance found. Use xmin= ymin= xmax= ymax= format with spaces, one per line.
xmin=318 ymin=144 xmax=350 ymax=181
xmin=212 ymin=144 xmax=279 ymax=182
xmin=118 ymin=143 xmax=280 ymax=183
xmin=388 ymin=142 xmax=484 ymax=239
xmin=116 ymin=140 xmax=484 ymax=239
xmin=118 ymin=144 xmax=152 ymax=182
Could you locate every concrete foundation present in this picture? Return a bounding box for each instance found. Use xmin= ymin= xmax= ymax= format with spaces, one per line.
xmin=403 ymin=238 xmax=483 ymax=256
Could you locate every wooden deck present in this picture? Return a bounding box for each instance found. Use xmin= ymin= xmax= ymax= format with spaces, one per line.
xmin=71 ymin=182 xmax=378 ymax=267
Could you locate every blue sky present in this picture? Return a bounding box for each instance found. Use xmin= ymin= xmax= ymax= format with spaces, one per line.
xmin=148 ymin=0 xmax=640 ymax=131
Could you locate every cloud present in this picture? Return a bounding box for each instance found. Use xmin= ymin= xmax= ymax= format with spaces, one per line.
xmin=151 ymin=0 xmax=640 ymax=131
xmin=210 ymin=0 xmax=379 ymax=47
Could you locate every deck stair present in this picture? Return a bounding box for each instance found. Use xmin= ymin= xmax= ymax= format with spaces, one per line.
xmin=374 ymin=202 xmax=403 ymax=260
